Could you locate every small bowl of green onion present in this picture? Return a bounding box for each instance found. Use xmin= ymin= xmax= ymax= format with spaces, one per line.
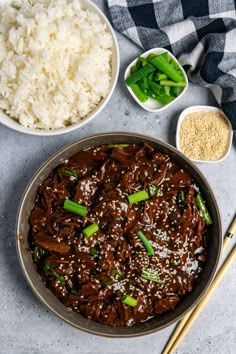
xmin=124 ymin=48 xmax=188 ymax=112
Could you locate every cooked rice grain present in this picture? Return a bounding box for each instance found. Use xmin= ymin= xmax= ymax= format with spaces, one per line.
xmin=0 ymin=0 xmax=112 ymax=130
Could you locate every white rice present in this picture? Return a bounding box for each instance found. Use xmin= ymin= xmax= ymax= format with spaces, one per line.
xmin=0 ymin=0 xmax=112 ymax=130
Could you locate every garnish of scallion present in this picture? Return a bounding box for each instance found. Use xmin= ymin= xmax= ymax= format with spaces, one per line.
xmin=111 ymin=269 xmax=124 ymax=280
xmin=108 ymin=144 xmax=130 ymax=148
xmin=195 ymin=192 xmax=212 ymax=225
xmin=43 ymin=263 xmax=57 ymax=277
xmin=90 ymin=247 xmax=98 ymax=256
xmin=33 ymin=246 xmax=39 ymax=261
xmin=57 ymin=275 xmax=66 ymax=285
xmin=140 ymin=269 xmax=164 ymax=284
xmin=127 ymin=190 xmax=149 ymax=204
xmin=43 ymin=263 xmax=65 ymax=285
xmin=40 ymin=248 xmax=46 ymax=257
xmin=136 ymin=231 xmax=154 ymax=256
xmin=82 ymin=223 xmax=99 ymax=238
xmin=60 ymin=169 xmax=80 ymax=178
xmin=63 ymin=199 xmax=87 ymax=217
xmin=121 ymin=295 xmax=138 ymax=307
xmin=178 ymin=190 xmax=185 ymax=203
xmin=33 ymin=247 xmax=46 ymax=261
xmin=102 ymin=269 xmax=124 ymax=285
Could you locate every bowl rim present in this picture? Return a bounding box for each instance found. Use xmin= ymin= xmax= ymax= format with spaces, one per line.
xmin=124 ymin=48 xmax=189 ymax=112
xmin=176 ymin=105 xmax=233 ymax=163
xmin=0 ymin=0 xmax=120 ymax=136
xmin=16 ymin=132 xmax=222 ymax=337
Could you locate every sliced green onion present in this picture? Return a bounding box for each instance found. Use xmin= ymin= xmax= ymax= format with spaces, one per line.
xmin=111 ymin=269 xmax=124 ymax=280
xmin=43 ymin=263 xmax=53 ymax=274
xmin=71 ymin=289 xmax=79 ymax=295
xmin=136 ymin=231 xmax=154 ymax=256
xmin=169 ymin=58 xmax=182 ymax=70
xmin=141 ymin=76 xmax=149 ymax=91
xmin=196 ymin=192 xmax=213 ymax=225
xmin=58 ymin=275 xmax=66 ymax=285
xmin=135 ymin=56 xmax=143 ymax=70
xmin=121 ymin=295 xmax=138 ymax=307
xmin=170 ymin=86 xmax=178 ymax=97
xmin=148 ymin=81 xmax=166 ymax=96
xmin=145 ymin=87 xmax=175 ymax=104
xmin=103 ymin=269 xmax=125 ymax=285
xmin=147 ymin=53 xmax=158 ymax=60
xmin=90 ymin=246 xmax=98 ymax=256
xmin=63 ymin=199 xmax=87 ymax=217
xmin=162 ymin=52 xmax=169 ymax=61
xmin=43 ymin=263 xmax=65 ymax=284
xmin=139 ymin=57 xmax=148 ymax=67
xmin=60 ymin=169 xmax=80 ymax=178
xmin=178 ymin=190 xmax=185 ymax=203
xmin=131 ymin=83 xmax=148 ymax=103
xmin=43 ymin=263 xmax=58 ymax=278
xmin=147 ymin=52 xmax=169 ymax=61
xmin=147 ymin=81 xmax=176 ymax=104
xmin=147 ymin=71 xmax=155 ymax=81
xmin=127 ymin=190 xmax=149 ymax=204
xmin=43 ymin=263 xmax=50 ymax=272
xmin=40 ymin=248 xmax=46 ymax=257
xmin=34 ymin=247 xmax=46 ymax=261
xmin=149 ymin=54 xmax=184 ymax=83
xmin=33 ymin=246 xmax=39 ymax=262
xmin=130 ymin=64 xmax=138 ymax=75
xmin=140 ymin=269 xmax=164 ymax=284
xmin=108 ymin=144 xmax=130 ymax=148
xmin=164 ymin=85 xmax=171 ymax=96
xmin=82 ymin=223 xmax=99 ymax=238
xmin=137 ymin=79 xmax=148 ymax=94
xmin=148 ymin=185 xmax=161 ymax=198
xmin=125 ymin=64 xmax=155 ymax=86
xmin=155 ymin=73 xmax=168 ymax=81
xmin=160 ymin=80 xmax=186 ymax=87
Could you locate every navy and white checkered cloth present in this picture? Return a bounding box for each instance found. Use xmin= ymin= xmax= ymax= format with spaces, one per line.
xmin=108 ymin=0 xmax=236 ymax=129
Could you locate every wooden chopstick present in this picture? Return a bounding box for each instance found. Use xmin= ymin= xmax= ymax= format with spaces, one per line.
xmin=167 ymin=244 xmax=236 ymax=354
xmin=162 ymin=215 xmax=236 ymax=354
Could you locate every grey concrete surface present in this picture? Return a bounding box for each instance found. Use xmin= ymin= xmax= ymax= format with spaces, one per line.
xmin=0 ymin=1 xmax=236 ymax=353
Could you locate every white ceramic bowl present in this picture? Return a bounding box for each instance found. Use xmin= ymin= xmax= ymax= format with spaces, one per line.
xmin=176 ymin=105 xmax=233 ymax=163
xmin=124 ymin=48 xmax=188 ymax=112
xmin=0 ymin=0 xmax=120 ymax=136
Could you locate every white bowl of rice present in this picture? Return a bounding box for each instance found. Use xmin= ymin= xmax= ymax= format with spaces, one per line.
xmin=0 ymin=0 xmax=119 ymax=136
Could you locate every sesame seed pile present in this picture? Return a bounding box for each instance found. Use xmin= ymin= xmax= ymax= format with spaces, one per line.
xmin=29 ymin=143 xmax=209 ymax=327
xmin=179 ymin=111 xmax=230 ymax=160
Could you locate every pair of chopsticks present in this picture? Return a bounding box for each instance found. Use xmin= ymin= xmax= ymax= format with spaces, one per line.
xmin=162 ymin=215 xmax=236 ymax=354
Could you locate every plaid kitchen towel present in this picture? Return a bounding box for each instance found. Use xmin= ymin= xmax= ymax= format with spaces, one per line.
xmin=108 ymin=0 xmax=236 ymax=130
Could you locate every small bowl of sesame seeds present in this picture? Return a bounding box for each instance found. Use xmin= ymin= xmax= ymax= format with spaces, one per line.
xmin=176 ymin=106 xmax=233 ymax=163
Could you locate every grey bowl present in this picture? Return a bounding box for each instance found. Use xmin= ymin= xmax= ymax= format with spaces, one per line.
xmin=16 ymin=132 xmax=222 ymax=337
